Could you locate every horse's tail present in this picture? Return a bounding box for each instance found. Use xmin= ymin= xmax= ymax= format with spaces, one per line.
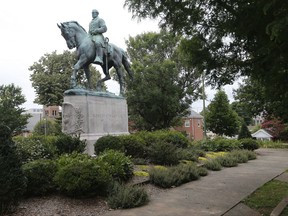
xmin=121 ymin=49 xmax=134 ymax=80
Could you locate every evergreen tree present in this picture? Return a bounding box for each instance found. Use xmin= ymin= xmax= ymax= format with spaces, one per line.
xmin=238 ymin=122 xmax=252 ymax=140
xmin=206 ymin=90 xmax=240 ymax=136
xmin=0 ymin=135 xmax=26 ymax=215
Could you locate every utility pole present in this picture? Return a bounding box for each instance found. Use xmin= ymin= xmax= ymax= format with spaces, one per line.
xmin=202 ymin=71 xmax=207 ymax=139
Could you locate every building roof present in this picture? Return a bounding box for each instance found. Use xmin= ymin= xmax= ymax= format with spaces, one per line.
xmin=251 ymin=129 xmax=273 ymax=138
xmin=187 ymin=110 xmax=203 ymax=119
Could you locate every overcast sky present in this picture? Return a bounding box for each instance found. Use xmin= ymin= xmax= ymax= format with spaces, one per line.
xmin=0 ymin=0 xmax=236 ymax=112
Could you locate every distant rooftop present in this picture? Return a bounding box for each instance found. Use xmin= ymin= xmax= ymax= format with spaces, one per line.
xmin=187 ymin=110 xmax=203 ymax=119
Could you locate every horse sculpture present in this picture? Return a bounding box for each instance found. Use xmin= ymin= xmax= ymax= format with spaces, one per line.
xmin=57 ymin=21 xmax=133 ymax=95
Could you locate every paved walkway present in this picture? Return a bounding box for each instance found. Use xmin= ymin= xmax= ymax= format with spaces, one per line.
xmin=103 ymin=148 xmax=288 ymax=216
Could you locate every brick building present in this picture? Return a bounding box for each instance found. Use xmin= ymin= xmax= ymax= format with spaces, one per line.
xmin=175 ymin=110 xmax=204 ymax=141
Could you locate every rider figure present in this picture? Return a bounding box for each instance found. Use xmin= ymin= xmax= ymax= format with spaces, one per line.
xmin=88 ymin=9 xmax=107 ymax=65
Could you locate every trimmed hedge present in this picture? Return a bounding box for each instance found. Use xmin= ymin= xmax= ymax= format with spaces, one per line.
xmin=54 ymin=134 xmax=86 ymax=155
xmin=97 ymin=150 xmax=134 ymax=182
xmin=239 ymin=138 xmax=259 ymax=151
xmin=118 ymin=135 xmax=147 ymax=158
xmin=147 ymin=141 xmax=180 ymax=165
xmin=94 ymin=135 xmax=124 ymax=154
xmin=22 ymin=159 xmax=57 ymax=196
xmin=192 ymin=137 xmax=241 ymax=152
xmin=54 ymin=153 xmax=112 ymax=197
xmin=134 ymin=130 xmax=189 ymax=148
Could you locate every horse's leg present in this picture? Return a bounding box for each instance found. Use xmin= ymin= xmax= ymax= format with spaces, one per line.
xmin=83 ymin=66 xmax=92 ymax=89
xmin=72 ymin=56 xmax=89 ymax=89
xmin=71 ymin=65 xmax=78 ymax=88
xmin=115 ymin=66 xmax=124 ymax=96
xmin=96 ymin=62 xmax=111 ymax=91
xmin=121 ymin=50 xmax=134 ymax=81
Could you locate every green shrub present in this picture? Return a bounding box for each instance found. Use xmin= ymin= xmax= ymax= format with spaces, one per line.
xmin=178 ymin=148 xmax=199 ymax=162
xmin=54 ymin=134 xmax=86 ymax=155
xmin=22 ymin=159 xmax=56 ymax=196
xmin=239 ymin=138 xmax=259 ymax=151
xmin=238 ymin=122 xmax=252 ymax=140
xmin=94 ymin=135 xmax=124 ymax=154
xmin=197 ymin=137 xmax=241 ymax=152
xmin=197 ymin=166 xmax=208 ymax=176
xmin=257 ymin=140 xmax=288 ymax=149
xmin=135 ymin=130 xmax=189 ymax=148
xmin=107 ymin=182 xmax=149 ymax=209
xmin=243 ymin=150 xmax=257 ymax=160
xmin=149 ymin=164 xmax=200 ymax=188
xmin=148 ymin=141 xmax=180 ymax=165
xmin=230 ymin=150 xmax=249 ymax=163
xmin=216 ymin=155 xmax=238 ymax=167
xmin=14 ymin=135 xmax=57 ymax=163
xmin=156 ymin=130 xmax=189 ymax=148
xmin=97 ymin=150 xmax=134 ymax=182
xmin=203 ymin=159 xmax=222 ymax=171
xmin=118 ymin=135 xmax=147 ymax=158
xmin=0 ymin=139 xmax=27 ymax=215
xmin=33 ymin=119 xmax=62 ymax=136
xmin=54 ymin=153 xmax=112 ymax=197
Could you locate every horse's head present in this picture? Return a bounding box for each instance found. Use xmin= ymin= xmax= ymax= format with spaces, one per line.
xmin=57 ymin=22 xmax=78 ymax=49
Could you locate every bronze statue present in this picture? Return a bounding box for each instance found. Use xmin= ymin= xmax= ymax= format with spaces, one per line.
xmin=88 ymin=9 xmax=107 ymax=65
xmin=58 ymin=18 xmax=133 ymax=95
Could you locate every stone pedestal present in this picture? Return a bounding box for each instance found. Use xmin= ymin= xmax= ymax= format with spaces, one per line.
xmin=62 ymin=90 xmax=129 ymax=155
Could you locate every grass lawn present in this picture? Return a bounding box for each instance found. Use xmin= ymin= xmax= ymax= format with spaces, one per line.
xmin=243 ymin=180 xmax=288 ymax=216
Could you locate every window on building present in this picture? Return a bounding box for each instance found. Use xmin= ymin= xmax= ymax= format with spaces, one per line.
xmin=52 ymin=110 xmax=57 ymax=116
xmin=184 ymin=120 xmax=190 ymax=127
xmin=197 ymin=119 xmax=201 ymax=127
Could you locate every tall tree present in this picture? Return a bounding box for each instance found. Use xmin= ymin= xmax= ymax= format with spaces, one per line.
xmin=206 ymin=90 xmax=240 ymax=136
xmin=233 ymin=77 xmax=288 ymax=122
xmin=0 ymin=85 xmax=28 ymax=214
xmin=124 ymin=0 xmax=288 ymax=121
xmin=126 ymin=30 xmax=200 ymax=130
xmin=29 ymin=50 xmax=102 ymax=106
xmin=0 ymin=84 xmax=30 ymax=136
xmin=238 ymin=122 xmax=252 ymax=140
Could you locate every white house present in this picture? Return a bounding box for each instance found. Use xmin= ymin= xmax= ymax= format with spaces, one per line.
xmin=252 ymin=129 xmax=273 ymax=141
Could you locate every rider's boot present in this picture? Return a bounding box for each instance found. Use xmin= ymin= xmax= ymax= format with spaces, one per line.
xmin=94 ymin=45 xmax=103 ymax=65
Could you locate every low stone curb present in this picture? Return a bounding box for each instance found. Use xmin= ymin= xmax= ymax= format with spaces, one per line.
xmin=270 ymin=196 xmax=288 ymax=216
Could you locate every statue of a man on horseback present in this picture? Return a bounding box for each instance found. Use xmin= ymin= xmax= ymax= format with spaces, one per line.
xmin=57 ymin=12 xmax=134 ymax=96
xmin=88 ymin=9 xmax=107 ymax=65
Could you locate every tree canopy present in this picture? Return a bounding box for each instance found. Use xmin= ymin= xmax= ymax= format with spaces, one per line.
xmin=29 ymin=50 xmax=102 ymax=106
xmin=0 ymin=84 xmax=30 ymax=137
xmin=126 ymin=30 xmax=200 ymax=130
xmin=124 ymin=0 xmax=288 ymax=121
xmin=205 ymin=90 xmax=240 ymax=136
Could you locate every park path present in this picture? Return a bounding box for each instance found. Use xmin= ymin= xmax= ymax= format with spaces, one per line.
xmin=103 ymin=148 xmax=288 ymax=216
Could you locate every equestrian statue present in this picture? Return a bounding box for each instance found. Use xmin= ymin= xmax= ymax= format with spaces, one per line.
xmin=57 ymin=9 xmax=133 ymax=96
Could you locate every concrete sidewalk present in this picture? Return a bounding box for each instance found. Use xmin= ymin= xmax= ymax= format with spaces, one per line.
xmin=103 ymin=149 xmax=288 ymax=216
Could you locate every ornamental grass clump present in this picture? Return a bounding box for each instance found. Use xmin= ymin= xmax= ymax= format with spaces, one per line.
xmin=243 ymin=150 xmax=257 ymax=160
xmin=149 ymin=163 xmax=200 ymax=188
xmin=216 ymin=155 xmax=238 ymax=167
xmin=107 ymin=182 xmax=149 ymax=209
xmin=230 ymin=150 xmax=249 ymax=163
xmin=203 ymin=159 xmax=222 ymax=171
xmin=197 ymin=166 xmax=208 ymax=176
